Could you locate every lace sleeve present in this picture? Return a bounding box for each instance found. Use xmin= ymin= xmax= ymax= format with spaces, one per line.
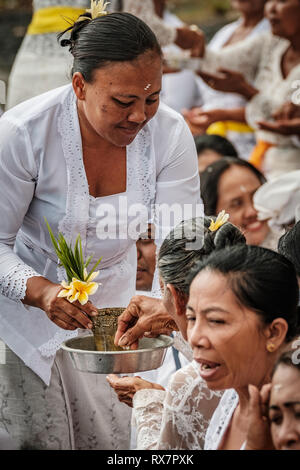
xmin=133 ymin=362 xmax=223 ymax=450
xmin=133 ymin=388 xmax=166 ymax=450
xmin=122 ymin=0 xmax=177 ymax=46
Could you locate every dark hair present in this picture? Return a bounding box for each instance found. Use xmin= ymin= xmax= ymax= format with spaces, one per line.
xmin=200 ymin=157 xmax=266 ymax=216
xmin=188 ymin=245 xmax=300 ymax=342
xmin=58 ymin=12 xmax=162 ymax=82
xmin=272 ymin=350 xmax=300 ymax=376
xmin=194 ymin=134 xmax=239 ymax=159
xmin=278 ymin=221 xmax=300 ymax=277
xmin=158 ymin=216 xmax=246 ymax=294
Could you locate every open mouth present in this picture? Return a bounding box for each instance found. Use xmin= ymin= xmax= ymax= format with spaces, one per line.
xmin=196 ymin=359 xmax=222 ymax=379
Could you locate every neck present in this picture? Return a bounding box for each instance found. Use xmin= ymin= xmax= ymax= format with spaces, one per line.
xmin=289 ymin=33 xmax=300 ymax=53
xmin=236 ymin=371 xmax=272 ymax=414
xmin=241 ymin=11 xmax=264 ymax=28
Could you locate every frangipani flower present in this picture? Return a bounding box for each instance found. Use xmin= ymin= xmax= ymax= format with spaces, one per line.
xmin=78 ymin=0 xmax=110 ymax=22
xmin=209 ymin=210 xmax=230 ymax=232
xmin=58 ymin=270 xmax=101 ymax=305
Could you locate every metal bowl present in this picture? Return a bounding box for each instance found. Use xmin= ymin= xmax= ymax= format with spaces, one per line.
xmin=61 ymin=334 xmax=173 ymax=374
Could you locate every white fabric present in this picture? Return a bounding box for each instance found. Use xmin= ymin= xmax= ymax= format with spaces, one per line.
xmin=204 ymin=388 xmax=244 ymax=450
xmin=200 ymin=31 xmax=300 ymax=177
xmin=0 ymin=84 xmax=201 ymax=385
xmin=195 ymin=18 xmax=270 ymax=160
xmin=160 ymin=10 xmax=199 ymax=113
xmin=132 ymin=361 xmax=222 ymax=450
xmin=122 ymin=0 xmax=177 ymax=47
xmin=254 ymin=170 xmax=300 ymax=227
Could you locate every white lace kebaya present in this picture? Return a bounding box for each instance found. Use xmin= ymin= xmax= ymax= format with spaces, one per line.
xmin=132 ymin=360 xmax=223 ymax=450
xmin=0 ymin=84 xmax=201 ymax=385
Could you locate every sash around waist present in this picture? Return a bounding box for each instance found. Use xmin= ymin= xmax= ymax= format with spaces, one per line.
xmin=27 ymin=6 xmax=86 ymax=35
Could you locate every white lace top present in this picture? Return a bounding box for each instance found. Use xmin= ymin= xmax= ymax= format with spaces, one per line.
xmin=132 ymin=361 xmax=223 ymax=450
xmin=0 ymin=84 xmax=200 ymax=385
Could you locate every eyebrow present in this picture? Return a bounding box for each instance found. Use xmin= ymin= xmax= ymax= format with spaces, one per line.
xmin=115 ymin=89 xmax=161 ymax=99
xmin=186 ymin=305 xmax=230 ymax=315
xmin=269 ymin=402 xmax=300 ymax=410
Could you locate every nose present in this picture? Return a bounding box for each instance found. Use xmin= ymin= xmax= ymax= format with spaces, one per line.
xmin=276 ymin=417 xmax=300 ymax=450
xmin=128 ymin=103 xmax=147 ymax=124
xmin=188 ymin=320 xmax=211 ymax=350
xmin=265 ymin=0 xmax=276 ymax=15
xmin=136 ymin=243 xmax=142 ymax=260
xmin=244 ymin=200 xmax=257 ymax=220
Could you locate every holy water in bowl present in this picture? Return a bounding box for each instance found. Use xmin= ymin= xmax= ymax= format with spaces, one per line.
xmin=92 ymin=307 xmax=125 ymax=352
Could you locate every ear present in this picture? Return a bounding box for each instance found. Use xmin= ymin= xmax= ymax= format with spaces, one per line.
xmin=167 ymin=284 xmax=187 ymax=317
xmin=72 ymin=72 xmax=86 ymax=100
xmin=265 ymin=318 xmax=289 ymax=352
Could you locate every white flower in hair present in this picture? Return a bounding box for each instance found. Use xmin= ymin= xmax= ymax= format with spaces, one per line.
xmin=209 ymin=210 xmax=230 ymax=232
xmin=78 ymin=0 xmax=110 ymax=21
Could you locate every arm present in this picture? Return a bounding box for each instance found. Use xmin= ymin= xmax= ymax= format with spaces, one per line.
xmin=183 ymin=107 xmax=247 ymax=135
xmin=123 ymin=0 xmax=204 ymax=53
xmin=0 ymin=118 xmax=97 ymax=330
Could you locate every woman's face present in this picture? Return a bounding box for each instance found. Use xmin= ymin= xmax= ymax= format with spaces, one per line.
xmin=186 ymin=270 xmax=271 ymax=391
xmin=231 ymin=0 xmax=266 ymax=15
xmin=265 ymin=0 xmax=300 ymax=39
xmin=216 ymin=165 xmax=269 ymax=246
xmin=269 ymin=364 xmax=300 ymax=450
xmin=75 ymin=50 xmax=162 ymax=147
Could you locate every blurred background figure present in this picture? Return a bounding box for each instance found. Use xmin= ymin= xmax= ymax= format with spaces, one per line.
xmin=184 ymin=0 xmax=269 ymax=159
xmin=6 ymin=0 xmax=90 ymax=109
xmin=194 ymin=133 xmax=239 ymax=172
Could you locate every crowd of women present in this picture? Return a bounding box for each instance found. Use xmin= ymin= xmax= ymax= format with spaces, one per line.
xmin=0 ymin=0 xmax=299 ymax=451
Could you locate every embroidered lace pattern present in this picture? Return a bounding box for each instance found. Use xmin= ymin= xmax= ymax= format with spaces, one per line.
xmin=204 ymin=389 xmax=239 ymax=450
xmin=0 ymin=263 xmax=41 ymax=302
xmin=133 ymin=361 xmax=223 ymax=450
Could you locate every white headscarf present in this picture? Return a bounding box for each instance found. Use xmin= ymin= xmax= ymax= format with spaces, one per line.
xmin=254 ymin=170 xmax=300 ymax=228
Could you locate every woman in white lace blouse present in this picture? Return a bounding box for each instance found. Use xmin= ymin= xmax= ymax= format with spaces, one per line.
xmin=0 ymin=12 xmax=200 ymax=449
xmin=186 ymin=0 xmax=300 ymax=178
xmin=186 ymin=245 xmax=300 ymax=450
xmin=107 ymin=216 xmax=246 ymax=450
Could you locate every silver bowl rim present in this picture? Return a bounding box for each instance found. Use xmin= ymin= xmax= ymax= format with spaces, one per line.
xmin=61 ymin=334 xmax=174 ymax=355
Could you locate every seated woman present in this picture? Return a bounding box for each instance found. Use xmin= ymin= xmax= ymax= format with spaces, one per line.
xmin=200 ymin=157 xmax=282 ymax=249
xmin=186 ymin=244 xmax=300 ymax=449
xmin=246 ymin=350 xmax=300 ymax=450
xmin=186 ymin=0 xmax=300 ymax=177
xmin=107 ymin=215 xmax=246 ymax=449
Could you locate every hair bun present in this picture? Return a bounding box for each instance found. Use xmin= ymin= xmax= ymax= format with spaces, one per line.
xmin=60 ymin=39 xmax=72 ymax=48
xmin=213 ymin=222 xmax=246 ymax=250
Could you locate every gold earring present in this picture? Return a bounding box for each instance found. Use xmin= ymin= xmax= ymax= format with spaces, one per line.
xmin=267 ymin=343 xmax=276 ymax=353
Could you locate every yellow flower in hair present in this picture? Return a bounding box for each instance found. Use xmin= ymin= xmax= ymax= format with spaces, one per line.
xmin=58 ymin=270 xmax=101 ymax=305
xmin=79 ymin=0 xmax=110 ymax=21
xmin=209 ymin=210 xmax=229 ymax=232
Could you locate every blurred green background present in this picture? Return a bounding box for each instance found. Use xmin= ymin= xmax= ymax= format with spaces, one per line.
xmin=0 ymin=1 xmax=237 ymax=89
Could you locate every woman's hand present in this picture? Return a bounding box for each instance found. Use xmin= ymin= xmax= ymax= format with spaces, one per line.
xmin=245 ymin=383 xmax=275 ymax=450
xmin=175 ymin=26 xmax=205 ymax=57
xmin=24 ymin=276 xmax=98 ymax=330
xmin=272 ymin=101 xmax=300 ymax=120
xmin=197 ymin=68 xmax=258 ymax=100
xmin=106 ymin=374 xmax=165 ymax=408
xmin=257 ymin=118 xmax=300 ymax=135
xmin=114 ymin=295 xmax=178 ymax=350
xmin=183 ymin=107 xmax=225 ymax=135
